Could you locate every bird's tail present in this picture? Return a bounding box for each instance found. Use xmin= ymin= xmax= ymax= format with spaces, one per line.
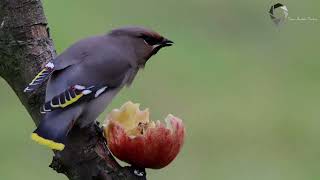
xmin=31 ymin=108 xmax=79 ymax=151
xmin=31 ymin=131 xmax=65 ymax=151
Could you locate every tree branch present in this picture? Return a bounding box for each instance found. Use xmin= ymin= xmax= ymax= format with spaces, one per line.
xmin=0 ymin=0 xmax=146 ymax=179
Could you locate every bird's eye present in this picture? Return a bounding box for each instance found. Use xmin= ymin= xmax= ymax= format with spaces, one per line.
xmin=140 ymin=35 xmax=162 ymax=46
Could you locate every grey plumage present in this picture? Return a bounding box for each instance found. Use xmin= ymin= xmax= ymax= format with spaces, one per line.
xmin=26 ymin=26 xmax=173 ymax=150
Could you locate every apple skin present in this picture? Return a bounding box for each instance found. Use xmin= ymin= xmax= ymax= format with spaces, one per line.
xmin=104 ymin=102 xmax=185 ymax=169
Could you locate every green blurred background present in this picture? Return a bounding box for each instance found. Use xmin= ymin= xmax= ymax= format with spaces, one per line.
xmin=1 ymin=0 xmax=320 ymax=179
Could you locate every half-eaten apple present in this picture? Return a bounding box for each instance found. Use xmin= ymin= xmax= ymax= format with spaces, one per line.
xmin=103 ymin=101 xmax=185 ymax=169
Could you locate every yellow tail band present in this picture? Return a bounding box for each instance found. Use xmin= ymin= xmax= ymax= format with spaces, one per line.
xmin=31 ymin=133 xmax=65 ymax=151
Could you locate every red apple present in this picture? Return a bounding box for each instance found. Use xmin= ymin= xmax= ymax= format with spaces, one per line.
xmin=104 ymin=101 xmax=185 ymax=169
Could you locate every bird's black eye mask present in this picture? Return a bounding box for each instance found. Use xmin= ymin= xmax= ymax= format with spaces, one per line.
xmin=138 ymin=34 xmax=173 ymax=58
xmin=139 ymin=34 xmax=163 ymax=46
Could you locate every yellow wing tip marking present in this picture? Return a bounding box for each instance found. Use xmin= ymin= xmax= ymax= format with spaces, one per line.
xmin=30 ymin=69 xmax=47 ymax=84
xmin=31 ymin=133 xmax=65 ymax=151
xmin=60 ymin=94 xmax=84 ymax=108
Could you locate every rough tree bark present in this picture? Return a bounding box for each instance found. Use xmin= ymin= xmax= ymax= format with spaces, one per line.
xmin=0 ymin=0 xmax=147 ymax=179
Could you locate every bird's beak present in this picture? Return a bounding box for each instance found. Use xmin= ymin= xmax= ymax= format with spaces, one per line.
xmin=160 ymin=38 xmax=174 ymax=47
xmin=149 ymin=38 xmax=174 ymax=58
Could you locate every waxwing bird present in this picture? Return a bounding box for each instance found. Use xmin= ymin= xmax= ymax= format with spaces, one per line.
xmin=24 ymin=26 xmax=174 ymax=150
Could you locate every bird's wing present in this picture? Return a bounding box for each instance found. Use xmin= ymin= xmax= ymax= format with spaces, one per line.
xmin=42 ymin=55 xmax=134 ymax=115
xmin=24 ymin=36 xmax=106 ymax=93
xmin=40 ymin=84 xmax=109 ymax=114
xmin=24 ymin=62 xmax=55 ymax=93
